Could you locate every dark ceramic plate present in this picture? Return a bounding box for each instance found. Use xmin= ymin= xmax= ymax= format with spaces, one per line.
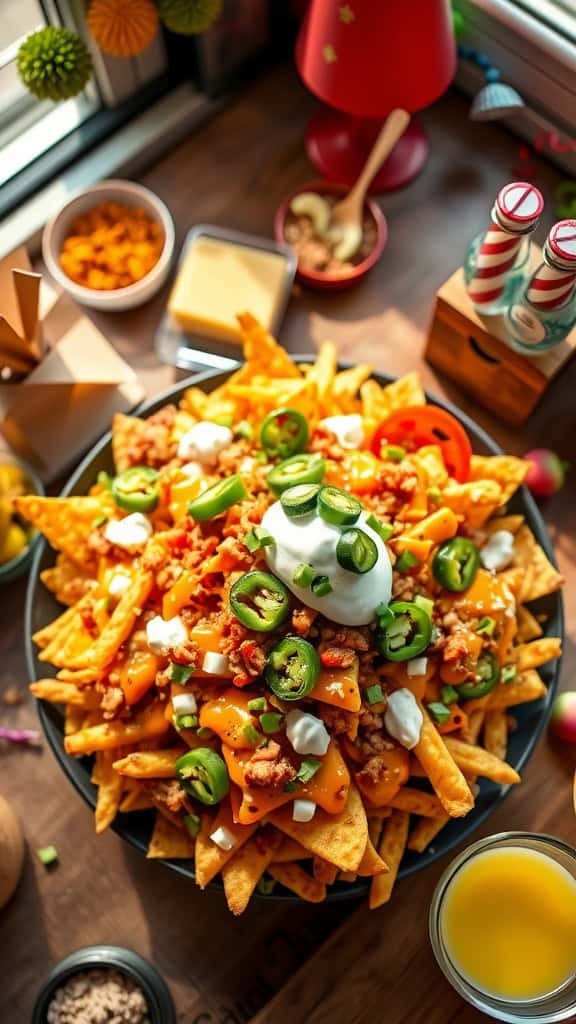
xmin=25 ymin=363 xmax=563 ymax=902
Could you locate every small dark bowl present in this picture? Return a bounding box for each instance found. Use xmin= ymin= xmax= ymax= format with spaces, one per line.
xmin=31 ymin=945 xmax=176 ymax=1024
xmin=274 ymin=179 xmax=387 ymax=290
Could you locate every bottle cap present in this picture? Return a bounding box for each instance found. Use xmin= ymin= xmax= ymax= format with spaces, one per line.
xmin=493 ymin=182 xmax=544 ymax=233
xmin=545 ymin=220 xmax=576 ymax=271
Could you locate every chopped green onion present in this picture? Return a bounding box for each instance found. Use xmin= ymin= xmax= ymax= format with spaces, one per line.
xmin=184 ymin=813 xmax=201 ymax=838
xmin=244 ymin=527 xmax=275 ymax=552
xmin=296 ymin=757 xmax=322 ymax=784
xmin=196 ymin=726 xmax=214 ymax=739
xmin=93 ymin=515 xmax=108 ymax=528
xmin=257 ymin=451 xmax=268 ymax=464
xmin=97 ymin=471 xmax=113 ymax=490
xmin=283 ymin=779 xmax=298 ymax=793
xmin=427 ymin=487 xmax=441 ymax=503
xmin=441 ymin=685 xmax=459 ymax=706
xmin=212 ymin=413 xmax=234 ymax=427
xmin=248 ymin=697 xmax=267 ymax=712
xmin=243 ymin=722 xmax=261 ymax=745
xmin=501 ymin=664 xmax=517 ymax=684
xmin=170 ymin=663 xmax=194 ymax=684
xmin=236 ymin=420 xmax=253 ymax=440
xmin=293 ymin=563 xmax=316 ymax=587
xmin=311 ymin=575 xmax=333 ymax=597
xmin=174 ymin=714 xmax=198 ymax=730
xmin=37 ymin=845 xmax=58 ymax=866
xmin=414 ymin=595 xmax=434 ymax=618
xmin=477 ymin=615 xmax=496 ymax=637
xmin=395 ymin=550 xmax=419 ymax=572
xmin=257 ymin=874 xmax=276 ymax=895
xmin=366 ymin=513 xmax=393 ymax=542
xmin=366 ymin=683 xmax=385 ymax=705
xmin=260 ymin=712 xmax=283 ymax=734
xmin=427 ymin=701 xmax=451 ymax=725
xmin=382 ymin=444 xmax=406 ymax=462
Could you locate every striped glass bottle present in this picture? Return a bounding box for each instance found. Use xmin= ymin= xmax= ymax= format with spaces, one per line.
xmin=505 ymin=220 xmax=576 ymax=354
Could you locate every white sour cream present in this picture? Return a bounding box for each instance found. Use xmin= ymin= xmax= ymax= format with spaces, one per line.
xmin=384 ymin=688 xmax=423 ymax=750
xmin=285 ymin=710 xmax=330 ymax=756
xmin=104 ymin=512 xmax=152 ymax=551
xmin=177 ymin=421 xmax=233 ymax=465
xmin=480 ymin=529 xmax=515 ymax=572
xmin=320 ymin=414 xmax=364 ymax=450
xmin=146 ymin=614 xmax=188 ymax=655
xmin=262 ymin=502 xmax=392 ymax=626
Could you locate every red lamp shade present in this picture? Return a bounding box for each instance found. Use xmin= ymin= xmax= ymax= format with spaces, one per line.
xmin=295 ymin=0 xmax=456 ymax=191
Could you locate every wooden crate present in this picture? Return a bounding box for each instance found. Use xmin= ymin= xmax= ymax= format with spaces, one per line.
xmin=425 ymin=249 xmax=576 ymax=427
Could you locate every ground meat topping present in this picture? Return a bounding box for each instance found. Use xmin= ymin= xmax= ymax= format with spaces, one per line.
xmin=244 ymin=753 xmax=296 ymax=789
xmin=47 ymin=968 xmax=149 ymax=1024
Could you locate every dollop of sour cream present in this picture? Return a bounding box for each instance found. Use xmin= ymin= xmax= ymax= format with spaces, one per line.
xmin=178 ymin=421 xmax=233 ymax=465
xmin=285 ymin=710 xmax=330 ymax=756
xmin=104 ymin=512 xmax=152 ymax=551
xmin=319 ymin=414 xmax=364 ymax=450
xmin=384 ymin=689 xmax=423 ymax=750
xmin=261 ymin=502 xmax=392 ymax=626
xmin=480 ymin=529 xmax=515 ymax=572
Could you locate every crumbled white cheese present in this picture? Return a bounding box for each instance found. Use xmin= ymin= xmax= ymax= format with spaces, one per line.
xmin=285 ymin=710 xmax=330 ymax=756
xmin=480 ymin=530 xmax=515 ymax=572
xmin=319 ymin=414 xmax=364 ymax=450
xmin=292 ymin=799 xmax=317 ymax=823
xmin=384 ymin=688 xmax=423 ymax=750
xmin=177 ymin=421 xmax=233 ymax=465
xmin=146 ymin=614 xmax=188 ymax=655
xmin=406 ymin=657 xmax=428 ymax=678
xmin=107 ymin=572 xmax=132 ymax=598
xmin=202 ymin=651 xmax=229 ymax=675
xmin=210 ymin=826 xmax=237 ymax=851
xmin=180 ymin=461 xmax=205 ymax=479
xmin=239 ymin=456 xmax=256 ymax=475
xmin=104 ymin=513 xmax=152 ymax=551
xmin=172 ymin=693 xmax=197 ymax=715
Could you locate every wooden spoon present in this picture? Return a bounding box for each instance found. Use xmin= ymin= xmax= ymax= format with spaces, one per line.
xmin=0 ymin=795 xmax=24 ymax=910
xmin=328 ymin=108 xmax=411 ymax=261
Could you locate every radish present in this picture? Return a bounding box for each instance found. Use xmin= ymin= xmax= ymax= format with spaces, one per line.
xmin=523 ymin=448 xmax=568 ymax=498
xmin=550 ymin=692 xmax=576 ymax=743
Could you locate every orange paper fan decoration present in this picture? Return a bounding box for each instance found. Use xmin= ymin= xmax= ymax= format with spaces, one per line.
xmin=88 ymin=0 xmax=159 ymax=58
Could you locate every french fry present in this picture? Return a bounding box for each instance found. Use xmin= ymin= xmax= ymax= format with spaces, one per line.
xmin=65 ymin=703 xmax=170 ymax=756
xmin=407 ymin=814 xmax=450 ymax=853
xmin=94 ymin=750 xmax=124 ymax=834
xmin=147 ymin=812 xmax=195 ymax=859
xmin=369 ymin=810 xmax=409 ymax=908
xmin=30 ymin=679 xmax=100 ymax=708
xmin=72 ymin=570 xmax=154 ymax=669
xmin=415 ymin=706 xmax=474 ymax=818
xmin=443 ymin=736 xmax=519 ymax=785
xmin=386 ymin=787 xmax=447 ymax=819
xmin=484 ymin=709 xmax=508 ymax=761
xmin=356 ymin=836 xmax=389 ymax=877
xmin=307 ymin=340 xmax=337 ymax=404
xmin=271 ymin=838 xmax=311 ymax=863
xmin=222 ymin=826 xmax=283 ymax=915
xmin=112 ymin=748 xmax=186 ymax=779
xmin=465 ymin=709 xmax=486 ymax=744
xmin=64 ymin=704 xmax=85 ymax=736
xmin=514 ymin=638 xmax=562 ymax=672
xmin=119 ymin=783 xmax=155 ymax=813
xmin=268 ymin=863 xmax=327 ymax=903
xmin=483 ymin=670 xmax=547 ymax=710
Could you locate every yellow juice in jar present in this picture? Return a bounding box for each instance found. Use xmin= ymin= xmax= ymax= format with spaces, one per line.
xmin=440 ymin=846 xmax=576 ymax=1001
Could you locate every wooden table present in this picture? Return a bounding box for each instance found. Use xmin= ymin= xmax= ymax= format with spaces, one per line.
xmin=2 ymin=64 xmax=575 ymax=1024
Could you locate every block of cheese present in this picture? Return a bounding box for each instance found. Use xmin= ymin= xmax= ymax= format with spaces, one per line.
xmin=168 ymin=235 xmax=289 ymax=343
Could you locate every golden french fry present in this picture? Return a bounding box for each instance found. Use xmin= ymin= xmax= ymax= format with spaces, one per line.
xmin=407 ymin=814 xmax=450 ymax=853
xmin=222 ymin=826 xmax=283 ymax=915
xmin=369 ymin=810 xmax=409 ymax=909
xmin=267 ymin=863 xmax=327 ymax=903
xmin=94 ymin=750 xmax=124 ymax=834
xmin=33 ymin=603 xmax=79 ymax=649
xmin=386 ymin=787 xmax=447 ymax=819
xmin=479 ymin=670 xmax=547 ymax=711
xmin=443 ymin=736 xmax=519 ymax=785
xmin=118 ymin=783 xmax=155 ymax=813
xmin=30 ymin=679 xmax=100 ymax=708
xmin=464 ymin=709 xmax=486 ymax=744
xmin=64 ymin=704 xmax=85 ymax=736
xmin=65 ymin=703 xmax=169 ymax=756
xmin=147 ymin=812 xmax=195 ymax=859
xmin=514 ymin=638 xmax=562 ymax=672
xmin=415 ymin=706 xmax=474 ymax=818
xmin=356 ymin=836 xmax=389 ymax=877
xmin=72 ymin=570 xmax=154 ymax=669
xmin=484 ymin=709 xmax=508 ymax=761
xmin=113 ymin=748 xmax=186 ymax=779
xmin=308 ymin=341 xmax=337 ymax=404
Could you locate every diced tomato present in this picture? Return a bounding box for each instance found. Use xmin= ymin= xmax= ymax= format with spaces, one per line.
xmin=371 ymin=406 xmax=472 ymax=482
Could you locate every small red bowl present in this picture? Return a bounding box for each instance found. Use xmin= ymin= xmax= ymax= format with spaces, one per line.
xmin=274 ymin=180 xmax=387 ymax=291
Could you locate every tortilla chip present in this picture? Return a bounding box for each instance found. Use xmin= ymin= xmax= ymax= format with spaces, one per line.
xmin=485 ymin=515 xmax=524 ymax=535
xmin=512 ymin=525 xmax=564 ymax=602
xmin=14 ymin=495 xmax=111 ymax=572
xmin=111 ymin=413 xmax=142 ymax=473
xmin=40 ymin=553 xmax=96 ymax=607
xmin=119 ymin=786 xmax=155 ymax=813
xmin=147 ymin=812 xmax=195 ymax=859
xmin=369 ymin=810 xmax=409 ymax=908
xmin=356 ymin=836 xmax=389 ymax=878
xmin=516 ymin=605 xmax=544 ymax=642
xmin=407 ymin=814 xmax=449 ymax=853
xmin=514 ymin=637 xmax=562 ymax=672
xmin=270 ymin=785 xmax=367 ymax=873
xmin=94 ymin=749 xmax=124 ymax=834
xmin=267 ymin=863 xmax=326 ymax=903
xmin=470 ymin=455 xmax=528 ymax=504
xmin=194 ymin=803 xmax=256 ymax=889
xmin=221 ymin=826 xmax=283 ymax=915
xmin=272 ymin=838 xmax=312 ymax=864
xmin=441 ymin=480 xmax=502 ymax=529
xmin=237 ymin=313 xmax=301 ymax=379
xmin=313 ymin=857 xmax=339 ymax=885
xmin=360 ymin=374 xmax=424 ymax=424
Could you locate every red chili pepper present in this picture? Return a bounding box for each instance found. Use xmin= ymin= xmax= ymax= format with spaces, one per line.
xmin=370 ymin=406 xmax=472 ymax=482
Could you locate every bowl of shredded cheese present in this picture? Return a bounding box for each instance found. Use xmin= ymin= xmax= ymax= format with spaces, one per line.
xmin=42 ymin=179 xmax=175 ymax=311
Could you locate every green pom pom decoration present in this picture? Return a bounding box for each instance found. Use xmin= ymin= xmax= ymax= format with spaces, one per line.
xmin=157 ymin=0 xmax=223 ymax=35
xmin=17 ymin=26 xmax=92 ymax=102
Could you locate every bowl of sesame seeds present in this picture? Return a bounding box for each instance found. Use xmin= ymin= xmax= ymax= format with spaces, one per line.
xmin=32 ymin=946 xmax=176 ymax=1024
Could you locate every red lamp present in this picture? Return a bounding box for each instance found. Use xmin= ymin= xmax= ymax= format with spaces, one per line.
xmin=295 ymin=0 xmax=456 ymax=192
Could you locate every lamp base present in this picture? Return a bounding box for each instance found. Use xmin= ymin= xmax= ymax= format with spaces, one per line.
xmin=305 ymin=109 xmax=429 ymax=192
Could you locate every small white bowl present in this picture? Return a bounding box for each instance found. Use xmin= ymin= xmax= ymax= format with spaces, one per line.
xmin=42 ymin=179 xmax=175 ymax=312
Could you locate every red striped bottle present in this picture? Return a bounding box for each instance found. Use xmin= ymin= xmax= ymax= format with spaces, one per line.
xmin=464 ymin=182 xmax=544 ymax=315
xmin=506 ymin=220 xmax=576 ymax=353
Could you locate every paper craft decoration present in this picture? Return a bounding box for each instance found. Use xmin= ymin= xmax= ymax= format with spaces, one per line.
xmin=0 ymin=247 xmax=145 ymax=481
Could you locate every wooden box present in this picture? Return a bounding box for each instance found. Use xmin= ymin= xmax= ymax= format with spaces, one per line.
xmin=425 ymin=248 xmax=576 ymax=427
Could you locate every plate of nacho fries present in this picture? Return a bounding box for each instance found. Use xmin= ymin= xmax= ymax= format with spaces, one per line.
xmin=22 ymin=314 xmax=563 ymax=914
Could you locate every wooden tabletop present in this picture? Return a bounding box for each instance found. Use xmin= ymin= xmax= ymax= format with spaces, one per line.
xmin=2 ymin=64 xmax=575 ymax=1024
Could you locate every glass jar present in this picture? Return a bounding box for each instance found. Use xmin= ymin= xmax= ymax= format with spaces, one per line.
xmin=429 ymin=832 xmax=576 ymax=1023
xmin=505 ymin=290 xmax=576 ymax=354
xmin=464 ymin=232 xmax=532 ymax=315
